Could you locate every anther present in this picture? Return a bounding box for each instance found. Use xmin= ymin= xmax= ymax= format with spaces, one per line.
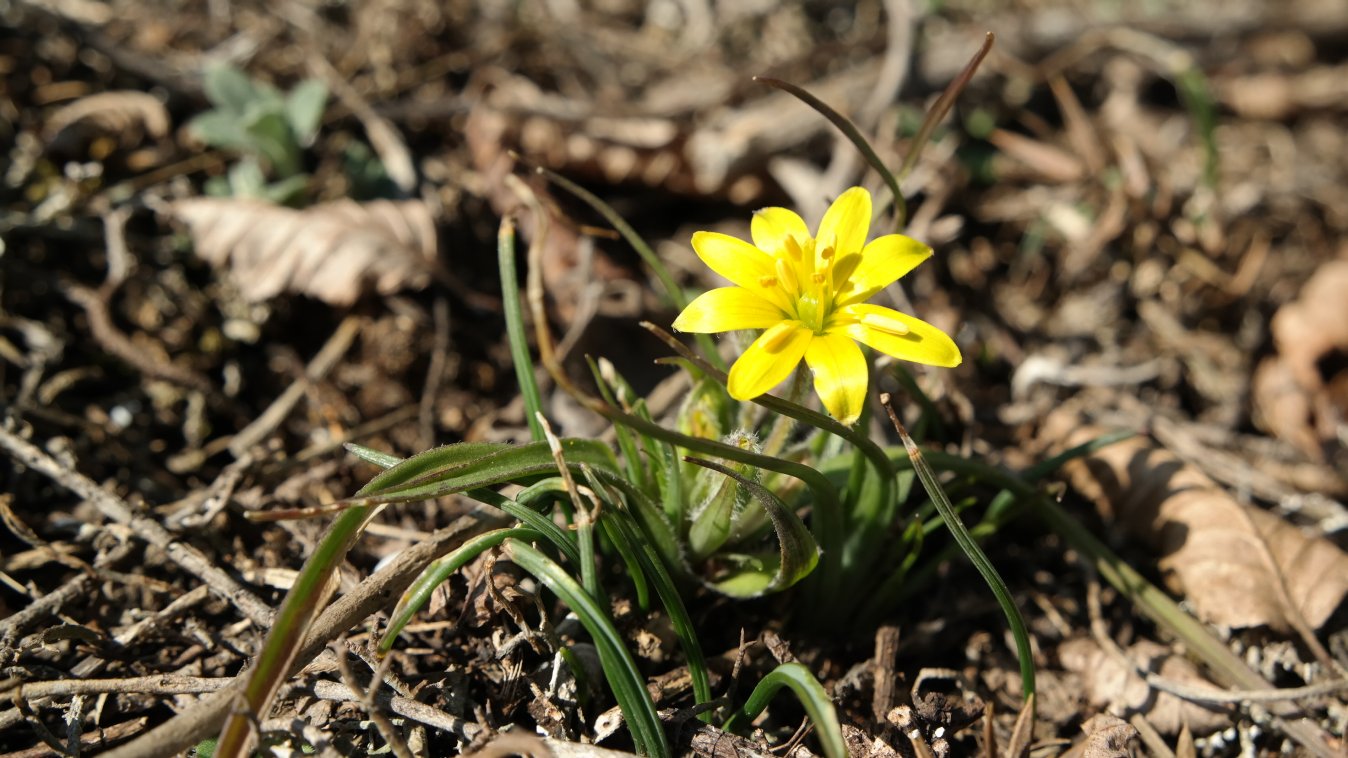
xmin=860 ymin=313 xmax=911 ymax=336
xmin=758 ymin=275 xmax=778 ymax=288
xmin=811 ymin=272 xmax=827 ymax=285
xmin=819 ymin=245 xmax=835 ymax=260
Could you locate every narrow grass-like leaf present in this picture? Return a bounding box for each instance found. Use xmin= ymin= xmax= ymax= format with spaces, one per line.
xmin=215 ymin=503 xmax=378 ymax=756
xmin=685 ymin=457 xmax=819 ymax=597
xmin=378 ymin=527 xmax=541 ymax=652
xmin=344 ymin=442 xmax=404 ymax=469
xmin=499 ymin=216 xmax=546 ymax=441
xmin=352 ymin=439 xmax=618 ymax=506
xmin=504 ymin=539 xmax=669 ymax=757
xmin=590 ymin=484 xmax=713 ymax=720
xmin=598 ymin=401 xmax=844 ymax=600
xmin=723 ymin=662 xmax=846 ymax=758
xmin=1174 ymin=67 xmax=1218 ymax=190
xmin=755 ymin=76 xmax=905 ymax=233
xmin=580 ymin=465 xmax=651 ymax=609
xmin=881 ymin=395 xmax=1035 ymax=703
xmin=899 ymin=33 xmax=995 ymax=183
xmin=538 ymin=415 xmax=602 ymax=599
xmin=587 ymin=357 xmax=650 ymax=494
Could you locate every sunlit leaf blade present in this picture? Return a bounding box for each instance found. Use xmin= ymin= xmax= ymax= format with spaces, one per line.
xmin=344 ymin=442 xmax=403 ymax=469
xmin=499 ymin=216 xmax=546 ymax=441
xmin=504 ymin=539 xmax=669 ymax=758
xmin=685 ymin=457 xmax=819 ymax=597
xmin=724 ymin=662 xmax=846 ymax=758
xmin=881 ymin=396 xmax=1036 ymax=703
xmin=755 ymin=76 xmax=905 ymax=232
xmin=352 ymin=439 xmax=618 ymax=505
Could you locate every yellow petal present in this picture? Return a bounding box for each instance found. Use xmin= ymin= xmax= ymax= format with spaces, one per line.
xmin=691 ymin=231 xmax=775 ymax=289
xmin=726 ymin=321 xmax=811 ymax=401
xmin=751 ymin=207 xmax=810 ymax=255
xmin=673 ymin=287 xmax=787 ymax=333
xmin=690 ymin=231 xmax=793 ymax=311
xmin=833 ymin=234 xmax=933 ymax=306
xmin=804 ymin=332 xmax=868 ymax=425
xmin=815 ymin=187 xmax=871 ymax=261
xmin=835 ymin=304 xmax=962 ymax=368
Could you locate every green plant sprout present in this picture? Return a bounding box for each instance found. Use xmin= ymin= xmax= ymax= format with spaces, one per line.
xmin=189 ymin=63 xmax=327 ymax=204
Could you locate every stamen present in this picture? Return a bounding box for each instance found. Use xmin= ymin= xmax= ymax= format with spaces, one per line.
xmin=860 ymin=312 xmax=911 ymax=336
xmin=811 ymin=272 xmax=826 ymax=285
xmin=819 ymin=245 xmax=835 ymax=260
xmin=758 ymin=275 xmax=778 ymax=288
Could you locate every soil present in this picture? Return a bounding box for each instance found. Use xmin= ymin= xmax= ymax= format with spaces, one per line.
xmin=2 ymin=1 xmax=1347 ymax=756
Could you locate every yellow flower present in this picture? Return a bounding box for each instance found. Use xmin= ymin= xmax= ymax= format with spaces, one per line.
xmin=673 ymin=187 xmax=961 ymax=425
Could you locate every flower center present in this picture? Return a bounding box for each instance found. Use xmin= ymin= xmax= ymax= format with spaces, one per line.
xmin=774 ymin=236 xmax=841 ymax=333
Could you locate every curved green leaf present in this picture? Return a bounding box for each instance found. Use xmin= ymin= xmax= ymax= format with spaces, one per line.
xmin=685 ymin=457 xmax=819 ymax=597
xmin=724 ymin=662 xmax=846 ymax=758
xmin=352 ymin=439 xmax=617 ymax=504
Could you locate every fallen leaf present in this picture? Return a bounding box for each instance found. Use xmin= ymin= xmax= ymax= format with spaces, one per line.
xmin=1058 ymin=638 xmax=1230 ymax=735
xmin=1255 ymin=258 xmax=1348 ymax=461
xmin=168 ymin=197 xmax=437 ymax=306
xmin=44 ymin=91 xmax=170 ymax=156
xmin=1078 ymin=714 xmax=1137 ymax=758
xmin=1042 ymin=411 xmax=1348 ymax=631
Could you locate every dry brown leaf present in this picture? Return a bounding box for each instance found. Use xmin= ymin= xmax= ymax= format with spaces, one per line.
xmin=1058 ymin=638 xmax=1230 ymax=735
xmin=44 ymin=91 xmax=170 ymax=155
xmin=169 ymin=198 xmax=437 ymax=306
xmin=1255 ymin=258 xmax=1348 ymax=461
xmin=1078 ymin=715 xmax=1137 ymax=758
xmin=1043 ymin=411 xmax=1348 ymax=631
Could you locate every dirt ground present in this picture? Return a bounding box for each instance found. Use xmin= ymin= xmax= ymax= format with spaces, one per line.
xmin=2 ymin=0 xmax=1347 ymax=756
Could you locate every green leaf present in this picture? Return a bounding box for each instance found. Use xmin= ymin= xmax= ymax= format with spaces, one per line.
xmin=188 ymin=110 xmax=252 ymax=152
xmin=883 ymin=402 xmax=1034 ymax=701
xmin=203 ymin=64 xmax=259 ymax=115
xmin=499 ymin=218 xmax=545 ymax=441
xmin=353 ymin=439 xmax=622 ymax=507
xmin=225 ymin=159 xmax=267 ymax=197
xmin=257 ymin=174 xmax=311 ymax=206
xmin=724 ymin=663 xmax=846 ymax=758
xmin=243 ymin=110 xmax=301 ymax=177
xmin=284 ymin=79 xmax=328 ymax=146
xmin=685 ymin=457 xmax=819 ymax=597
xmin=504 ymin=539 xmax=669 ymax=758
xmin=343 ymin=442 xmax=404 ymax=469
